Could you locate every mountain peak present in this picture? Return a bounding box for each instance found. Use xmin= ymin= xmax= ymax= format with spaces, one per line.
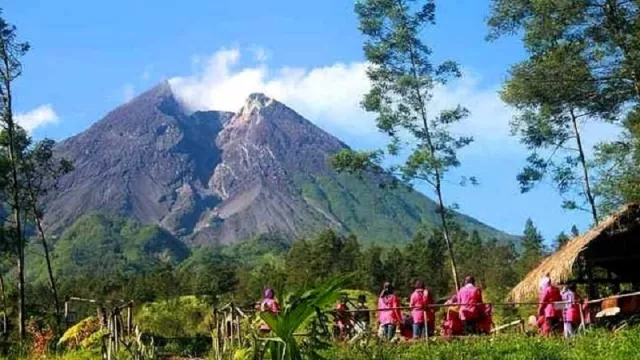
xmin=239 ymin=93 xmax=275 ymax=117
xmin=133 ymin=80 xmax=174 ymax=103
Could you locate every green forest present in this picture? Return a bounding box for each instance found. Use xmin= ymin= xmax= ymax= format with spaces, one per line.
xmin=3 ymin=0 xmax=640 ymax=359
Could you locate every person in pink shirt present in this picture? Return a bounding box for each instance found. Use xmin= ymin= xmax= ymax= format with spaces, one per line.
xmin=442 ymin=294 xmax=464 ymax=336
xmin=561 ymin=283 xmax=581 ymax=338
xmin=378 ymin=282 xmax=402 ymax=340
xmin=538 ymin=277 xmax=562 ymax=336
xmin=457 ymin=275 xmax=484 ymax=335
xmin=409 ymin=279 xmax=434 ymax=338
xmin=259 ymin=288 xmax=280 ymax=333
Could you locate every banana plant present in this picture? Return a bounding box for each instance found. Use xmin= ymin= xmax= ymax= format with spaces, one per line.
xmin=259 ymin=277 xmax=348 ymax=360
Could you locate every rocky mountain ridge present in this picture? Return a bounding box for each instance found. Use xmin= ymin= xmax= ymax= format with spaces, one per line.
xmin=44 ymin=82 xmax=516 ymax=245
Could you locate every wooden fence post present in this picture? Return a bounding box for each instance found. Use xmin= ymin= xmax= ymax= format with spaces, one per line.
xmin=64 ymin=301 xmax=69 ymax=326
xmin=127 ymin=302 xmax=132 ymax=336
xmin=423 ymin=310 xmax=428 ymax=343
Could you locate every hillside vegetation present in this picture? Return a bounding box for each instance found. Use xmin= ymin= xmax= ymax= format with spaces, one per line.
xmin=26 ymin=213 xmax=189 ymax=283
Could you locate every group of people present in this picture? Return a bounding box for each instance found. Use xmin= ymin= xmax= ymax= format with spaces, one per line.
xmin=373 ymin=276 xmax=492 ymax=340
xmin=535 ymin=275 xmax=585 ymax=338
xmin=257 ymin=274 xmax=586 ymax=340
xmin=331 ymin=276 xmax=492 ymax=341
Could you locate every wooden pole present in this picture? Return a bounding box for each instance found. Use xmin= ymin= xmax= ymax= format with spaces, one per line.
xmin=127 ymin=303 xmax=132 ymax=336
xmin=106 ymin=315 xmax=112 ymax=360
xmin=579 ymin=301 xmax=586 ymax=333
xmin=423 ymin=310 xmax=428 ymax=343
xmin=64 ymin=301 xmax=69 ymax=326
xmin=236 ymin=307 xmax=241 ymax=344
xmin=113 ymin=314 xmax=118 ymax=353
xmin=230 ymin=307 xmax=235 ymax=348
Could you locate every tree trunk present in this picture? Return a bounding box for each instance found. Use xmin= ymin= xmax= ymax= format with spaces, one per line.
xmin=435 ymin=184 xmax=461 ymax=291
xmin=2 ymin=54 xmax=26 ymax=340
xmin=0 ymin=273 xmax=7 ymax=334
xmin=570 ymin=109 xmax=599 ymax=225
xmin=404 ymin=29 xmax=461 ymax=291
xmin=33 ymin=206 xmax=60 ymax=318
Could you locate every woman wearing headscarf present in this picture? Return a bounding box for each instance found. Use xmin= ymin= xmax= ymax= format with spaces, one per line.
xmin=259 ymin=288 xmax=280 ymax=332
xmin=409 ymin=279 xmax=435 ymax=339
xmin=538 ymin=277 xmax=562 ymax=336
xmin=378 ymin=282 xmax=402 ymax=340
xmin=456 ymin=275 xmax=484 ymax=335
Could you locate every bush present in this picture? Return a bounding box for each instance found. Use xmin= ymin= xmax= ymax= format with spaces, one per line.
xmin=58 ymin=317 xmax=101 ymax=350
xmin=135 ymin=296 xmax=212 ymax=337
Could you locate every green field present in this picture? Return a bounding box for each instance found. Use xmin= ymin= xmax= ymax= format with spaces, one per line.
xmin=2 ymin=327 xmax=639 ymax=360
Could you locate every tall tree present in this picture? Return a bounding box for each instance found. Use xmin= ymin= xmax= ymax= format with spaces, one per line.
xmin=487 ymin=1 xmax=640 ymax=222
xmin=333 ymin=0 xmax=474 ymax=290
xmin=517 ymin=219 xmax=547 ymax=276
xmin=358 ymin=245 xmax=385 ymax=293
xmin=0 ymin=12 xmax=30 ymax=339
xmin=593 ymin=112 xmax=640 ymax=213
xmin=570 ymin=225 xmax=580 ymax=238
xmin=425 ymin=230 xmax=449 ymax=296
xmin=456 ymin=230 xmax=484 ymax=282
xmin=554 ymin=231 xmax=570 ymax=251
xmin=383 ymin=246 xmax=410 ymax=296
xmin=21 ymin=137 xmax=72 ymax=321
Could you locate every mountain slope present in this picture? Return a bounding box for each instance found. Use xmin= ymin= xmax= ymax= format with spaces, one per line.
xmin=44 ymin=83 xmax=515 ymax=245
xmin=27 ymin=213 xmax=189 ymax=282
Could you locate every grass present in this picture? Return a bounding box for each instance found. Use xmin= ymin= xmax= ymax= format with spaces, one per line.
xmin=3 ymin=327 xmax=640 ymax=359
xmin=325 ymin=327 xmax=640 ymax=360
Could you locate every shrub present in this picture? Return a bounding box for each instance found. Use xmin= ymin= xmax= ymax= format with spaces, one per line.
xmin=135 ymin=296 xmax=212 ymax=337
xmin=58 ymin=317 xmax=101 ymax=350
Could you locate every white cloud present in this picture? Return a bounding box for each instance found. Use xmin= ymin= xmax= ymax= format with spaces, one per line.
xmin=123 ymin=84 xmax=135 ymax=102
xmin=15 ymin=104 xmax=59 ymax=132
xmin=170 ymin=48 xmax=377 ymax=138
xmin=168 ymin=47 xmax=616 ymax=154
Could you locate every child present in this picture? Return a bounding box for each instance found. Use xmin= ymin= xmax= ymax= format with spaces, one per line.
xmin=561 ymin=283 xmax=581 ymax=338
xmin=400 ymin=314 xmax=414 ymax=341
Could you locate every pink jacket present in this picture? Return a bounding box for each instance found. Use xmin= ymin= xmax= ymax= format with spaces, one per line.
xmin=561 ymin=290 xmax=580 ymax=324
xmin=259 ymin=299 xmax=280 ymax=331
xmin=378 ymin=294 xmax=401 ymax=325
xmin=261 ymin=299 xmax=280 ymax=314
xmin=538 ymin=285 xmax=562 ymax=319
xmin=457 ymin=284 xmax=483 ymax=321
xmin=410 ymin=289 xmax=434 ymax=324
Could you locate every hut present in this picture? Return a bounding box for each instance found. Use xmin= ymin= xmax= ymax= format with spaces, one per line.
xmin=510 ymin=203 xmax=640 ymax=303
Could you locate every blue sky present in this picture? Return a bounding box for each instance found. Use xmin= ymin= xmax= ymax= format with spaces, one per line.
xmin=5 ymin=0 xmax=619 ymax=242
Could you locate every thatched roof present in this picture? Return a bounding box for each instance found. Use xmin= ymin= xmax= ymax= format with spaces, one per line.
xmin=509 ymin=203 xmax=640 ymax=303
